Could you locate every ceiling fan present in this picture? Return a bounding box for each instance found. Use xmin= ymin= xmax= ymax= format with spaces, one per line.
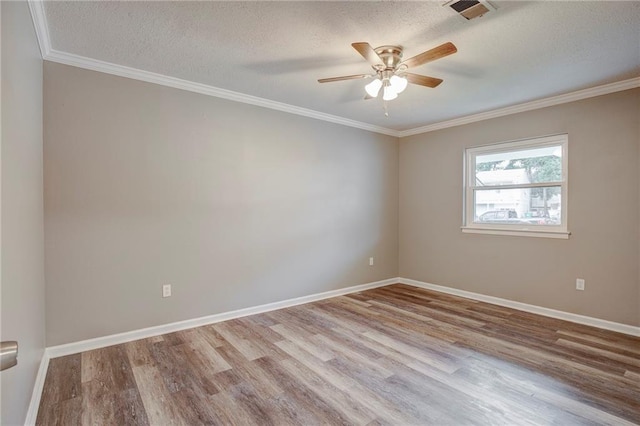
xmin=318 ymin=42 xmax=457 ymax=102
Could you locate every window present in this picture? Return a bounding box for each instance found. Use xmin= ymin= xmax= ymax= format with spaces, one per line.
xmin=463 ymin=134 xmax=569 ymax=239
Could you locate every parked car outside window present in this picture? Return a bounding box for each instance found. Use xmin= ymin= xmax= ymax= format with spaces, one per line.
xmin=477 ymin=210 xmax=518 ymax=223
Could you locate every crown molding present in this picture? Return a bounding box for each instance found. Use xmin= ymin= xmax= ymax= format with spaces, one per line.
xmin=28 ymin=0 xmax=51 ymax=58
xmin=28 ymin=1 xmax=639 ymax=140
xmin=399 ymin=77 xmax=640 ymax=137
xmin=27 ymin=2 xmax=399 ymax=138
xmin=45 ymin=49 xmax=401 ymax=137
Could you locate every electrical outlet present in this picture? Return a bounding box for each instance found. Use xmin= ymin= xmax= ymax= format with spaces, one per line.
xmin=576 ymin=278 xmax=585 ymax=291
xmin=369 ymin=257 xmax=374 ymax=266
xmin=162 ymin=284 xmax=172 ymax=298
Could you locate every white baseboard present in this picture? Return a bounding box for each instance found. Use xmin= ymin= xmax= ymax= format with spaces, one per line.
xmin=32 ymin=275 xmax=638 ymax=420
xmin=46 ymin=277 xmax=398 ymax=359
xmin=399 ymin=278 xmax=640 ymax=337
xmin=24 ymin=350 xmax=50 ymax=426
xmin=45 ymin=276 xmax=639 ymax=359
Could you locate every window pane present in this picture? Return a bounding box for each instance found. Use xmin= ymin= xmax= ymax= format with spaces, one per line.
xmin=474 ymin=186 xmax=562 ymax=225
xmin=475 ymin=145 xmax=562 ymax=186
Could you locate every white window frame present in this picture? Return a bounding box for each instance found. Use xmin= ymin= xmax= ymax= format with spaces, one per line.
xmin=462 ymin=134 xmax=569 ymax=239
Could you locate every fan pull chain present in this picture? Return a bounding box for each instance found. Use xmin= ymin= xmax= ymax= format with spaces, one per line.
xmin=383 ymin=101 xmax=389 ymax=117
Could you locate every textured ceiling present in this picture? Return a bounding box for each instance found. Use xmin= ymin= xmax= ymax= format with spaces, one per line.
xmin=43 ymin=1 xmax=640 ymax=131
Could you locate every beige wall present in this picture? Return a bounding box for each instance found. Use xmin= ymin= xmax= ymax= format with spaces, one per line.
xmin=41 ymin=54 xmax=640 ymax=347
xmin=44 ymin=62 xmax=399 ymax=346
xmin=1 ymin=1 xmax=46 ymax=424
xmin=400 ymin=89 xmax=640 ymax=326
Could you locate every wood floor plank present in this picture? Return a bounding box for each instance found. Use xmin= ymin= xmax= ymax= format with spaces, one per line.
xmin=262 ymin=392 xmax=324 ymax=425
xmin=557 ymin=329 xmax=640 ymax=354
xmin=328 ymin=356 xmax=436 ymax=424
xmin=382 ymin=364 xmax=517 ymax=424
xmin=364 ymin=288 xmax=487 ymax=328
xmin=454 ymin=355 xmax=622 ymax=425
xmin=81 ymin=381 xmax=116 ymax=425
xmin=37 ymin=284 xmax=640 ymax=425
xmin=270 ymin=306 xmax=339 ymax=335
xmin=254 ymin=356 xmax=341 ymax=424
xmin=364 ymin=331 xmax=457 ymax=373
xmin=556 ymin=337 xmax=640 ymax=369
xmin=270 ymin=323 xmax=335 ymax=361
xmin=213 ymin=345 xmax=284 ymax=399
xmin=147 ymin=335 xmax=164 ymax=344
xmin=304 ymin=303 xmax=372 ymax=334
xmin=279 ymin=357 xmax=376 ymax=424
xmin=170 ymin=344 xmax=221 ymax=395
xmin=212 ymin=321 xmax=266 ymax=361
xmin=146 ymin=339 xmax=210 ymax=395
xmin=625 ymin=370 xmax=640 ymax=381
xmin=107 ymin=345 xmax=138 ymax=391
xmin=123 ymin=339 xmax=155 ymax=368
xmin=45 ymin=354 xmax=82 ymax=402
xmin=207 ymin=389 xmax=259 ymax=425
xmin=454 ymin=340 xmax=640 ymax=421
xmin=168 ymin=387 xmax=218 ymax=425
xmin=36 ymin=354 xmax=81 ymax=426
xmin=81 ymin=350 xmax=143 ymax=424
xmin=194 ymin=325 xmax=227 ymax=348
xmin=252 ymin=356 xmax=362 ymax=425
xmin=113 ymin=388 xmax=150 ymax=426
xmin=183 ymin=336 xmax=232 ymax=374
xmin=130 ymin=364 xmax=188 ymax=426
xmin=57 ymin=396 xmax=82 ymax=426
xmin=310 ymin=333 xmax=394 ymax=379
xmin=274 ymin=339 xmax=356 ymax=391
xmin=226 ymin=380 xmax=279 ymax=425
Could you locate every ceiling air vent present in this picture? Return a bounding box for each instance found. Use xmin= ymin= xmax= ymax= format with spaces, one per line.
xmin=445 ymin=0 xmax=496 ymax=20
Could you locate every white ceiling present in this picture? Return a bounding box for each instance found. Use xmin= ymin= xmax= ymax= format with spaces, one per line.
xmin=40 ymin=1 xmax=640 ymax=132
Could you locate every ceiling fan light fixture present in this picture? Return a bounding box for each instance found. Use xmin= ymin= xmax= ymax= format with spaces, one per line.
xmin=382 ymin=84 xmax=398 ymax=101
xmin=319 ymin=41 xmax=456 ymax=112
xmin=365 ymin=78 xmax=383 ymax=97
xmin=389 ymin=75 xmax=408 ymax=93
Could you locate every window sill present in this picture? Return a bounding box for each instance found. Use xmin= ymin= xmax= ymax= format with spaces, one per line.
xmin=461 ymin=227 xmax=570 ymax=239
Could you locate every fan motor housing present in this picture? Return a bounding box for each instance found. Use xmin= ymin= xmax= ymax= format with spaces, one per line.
xmin=374 ymin=46 xmax=403 ymax=70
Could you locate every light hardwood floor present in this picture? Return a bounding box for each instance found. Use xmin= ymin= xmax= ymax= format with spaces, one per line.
xmin=37 ymin=284 xmax=640 ymax=425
